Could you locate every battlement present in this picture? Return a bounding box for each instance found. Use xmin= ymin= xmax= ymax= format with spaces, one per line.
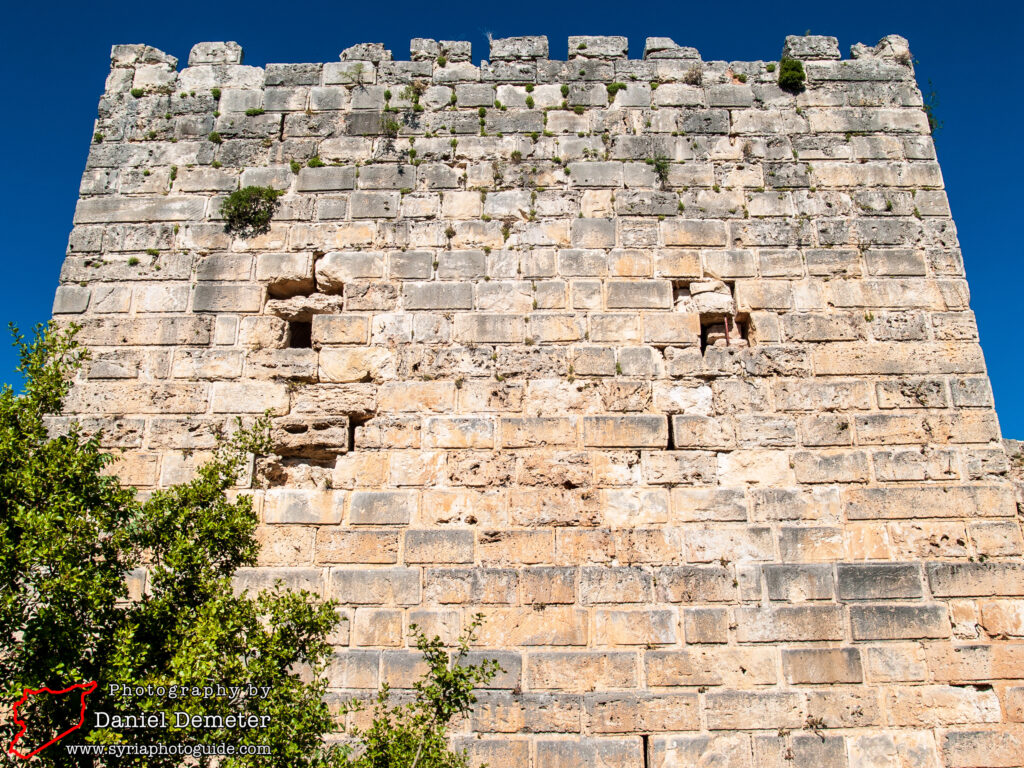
xmin=104 ymin=34 xmax=917 ymax=102
xmin=53 ymin=32 xmax=1024 ymax=768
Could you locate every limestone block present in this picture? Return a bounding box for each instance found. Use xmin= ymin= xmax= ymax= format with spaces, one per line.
xmin=836 ymin=563 xmax=922 ymax=600
xmin=567 ymin=161 xmax=622 ymax=187
xmin=196 ymin=255 xmax=253 ymax=282
xmin=604 ymin=280 xmax=672 ymax=309
xmin=885 ymin=684 xmax=1001 ymax=728
xmin=271 ymin=416 xmax=348 ymax=457
xmin=646 ymin=647 xmax=774 ymax=688
xmin=453 ymin=739 xmax=529 ymax=767
xmin=782 ymin=35 xmax=841 ymax=60
xmin=254 ymin=525 xmax=314 ymax=566
xmin=762 ymin=563 xmax=834 ymax=601
xmin=718 ymin=450 xmax=794 ymax=485
xmin=402 ymin=282 xmax=473 ymax=310
xmin=927 ymin=563 xmax=1024 ymax=597
xmin=735 ymin=605 xmax=843 ymax=642
xmin=53 ymin=285 xmax=90 ymax=314
xmin=969 ymin=521 xmax=1024 ymax=557
xmin=210 ymin=382 xmax=288 ymax=414
xmin=454 ymin=313 xmax=524 ymax=343
xmin=1006 ymin=688 xmax=1024 ymax=722
xmin=311 ymin=314 xmax=369 ymax=345
xmin=110 ymin=43 xmax=177 ymax=68
xmin=651 ymin=735 xmax=752 ymax=768
xmin=264 ymin=489 xmax=343 ymax=524
xmin=570 ymin=567 xmax=648 ymax=605
xmin=751 ymin=487 xmax=840 ymax=523
xmin=489 ymin=36 xmax=548 ymax=62
xmin=404 ymin=530 xmax=474 ymax=564
xmin=792 ymin=449 xmax=869 ymax=483
xmin=850 ymin=604 xmax=950 ymax=640
xmin=75 ymin=196 xmax=206 ymax=223
xmin=348 ymin=491 xmax=415 ymax=525
xmin=978 ymin=600 xmax=1024 ymax=638
xmin=422 ymin=417 xmax=495 ymax=449
xmin=318 ymin=347 xmax=393 ymax=383
xmin=941 ymin=731 xmax=1024 ymax=768
xmin=534 ymin=739 xmax=639 ymax=768
xmin=569 ymin=36 xmax=628 ymax=60
xmin=171 ymin=349 xmax=243 ymax=379
xmin=315 ymin=251 xmax=385 ymax=293
xmin=686 ymin=527 xmax=773 ymax=564
xmin=351 ymin=608 xmax=403 ymax=646
xmin=378 ymin=381 xmax=455 ymax=413
xmin=583 ymin=415 xmax=667 ymax=448
xmin=324 ymin=649 xmax=381 ymax=689
xmin=661 ymin=219 xmax=728 ymax=247
xmin=239 ymin=316 xmax=287 ymax=349
xmin=594 ymin=608 xmax=676 ymax=645
xmin=479 ymin=530 xmax=553 ymax=565
xmin=436 ymin=250 xmax=484 ymax=279
xmin=330 ymin=567 xmax=418 ymax=606
xmin=668 ymin=487 xmax=744 ymax=522
xmin=340 ymin=43 xmax=392 ymax=63
xmin=188 ymin=42 xmax=243 ymax=66
xmin=424 ymin=567 xmax=517 ymax=604
xmin=643 ymin=37 xmax=700 ymax=60
xmin=389 ymin=251 xmax=433 ymax=279
xmin=526 ymin=651 xmax=635 ymax=692
xmin=131 ymin=64 xmax=177 ymax=93
xmin=356 ymin=164 xmax=412 ymax=189
xmin=845 ymin=485 xmax=1016 ymax=520
xmin=103 ymin=452 xmax=160 ymax=486
xmin=232 ymin=567 xmax=321 ymax=597
xmin=597 ymin=488 xmax=666 ymax=527
xmin=586 ymin=692 xmax=699 ymax=733
xmin=262 ymin=63 xmax=320 ymax=88
xmin=296 ymin=166 xmax=356 ymax=192
xmin=66 ymin=382 xmax=207 ymax=415
xmin=778 ymin=526 xmax=844 ymax=562
xmin=193 ymin=284 xmax=264 ymax=312
xmin=256 ymin=252 xmax=314 ymax=297
xmin=265 ymin=294 xmax=345 ymax=322
xmin=708 ymin=691 xmax=805 ymax=731
xmin=501 ymin=417 xmax=576 ymax=448
xmin=681 ymin=607 xmax=728 ymax=643
xmin=652 ymin=84 xmax=705 ymax=107
xmin=707 ymin=84 xmax=754 ymax=107
xmin=850 ymin=35 xmax=913 ymax=63
xmin=478 ymin=281 xmax=534 ymax=313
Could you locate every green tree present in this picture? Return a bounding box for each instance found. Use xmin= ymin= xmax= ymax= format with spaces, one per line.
xmin=0 ymin=323 xmax=339 ymax=766
xmin=0 ymin=323 xmax=501 ymax=767
xmin=777 ymin=57 xmax=806 ymax=94
xmin=220 ymin=186 xmax=285 ymax=238
xmin=342 ymin=615 xmax=500 ymax=768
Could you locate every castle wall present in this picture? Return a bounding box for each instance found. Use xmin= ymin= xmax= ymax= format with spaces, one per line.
xmin=52 ymin=32 xmax=1024 ymax=766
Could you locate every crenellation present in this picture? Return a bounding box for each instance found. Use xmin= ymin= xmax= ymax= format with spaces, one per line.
xmin=52 ymin=32 xmax=1024 ymax=765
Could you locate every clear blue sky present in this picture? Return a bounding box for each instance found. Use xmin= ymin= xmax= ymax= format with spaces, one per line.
xmin=3 ymin=0 xmax=1021 ymax=434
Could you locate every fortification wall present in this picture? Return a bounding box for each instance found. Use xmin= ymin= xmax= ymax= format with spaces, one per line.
xmin=52 ymin=32 xmax=1024 ymax=767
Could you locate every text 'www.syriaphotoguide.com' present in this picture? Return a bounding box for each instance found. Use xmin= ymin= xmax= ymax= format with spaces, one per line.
xmin=65 ymin=743 xmax=271 ymax=757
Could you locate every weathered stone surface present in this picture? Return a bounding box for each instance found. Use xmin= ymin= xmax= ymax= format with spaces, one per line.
xmin=51 ymin=34 xmax=1024 ymax=755
xmin=782 ymin=35 xmax=841 ymax=60
xmin=489 ymin=36 xmax=548 ymax=61
xmin=188 ymin=41 xmax=243 ymax=66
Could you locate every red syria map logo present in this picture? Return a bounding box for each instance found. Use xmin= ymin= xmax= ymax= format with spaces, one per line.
xmin=7 ymin=681 xmax=98 ymax=759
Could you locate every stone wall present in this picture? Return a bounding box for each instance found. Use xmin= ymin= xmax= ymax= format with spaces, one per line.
xmin=52 ymin=32 xmax=1024 ymax=767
